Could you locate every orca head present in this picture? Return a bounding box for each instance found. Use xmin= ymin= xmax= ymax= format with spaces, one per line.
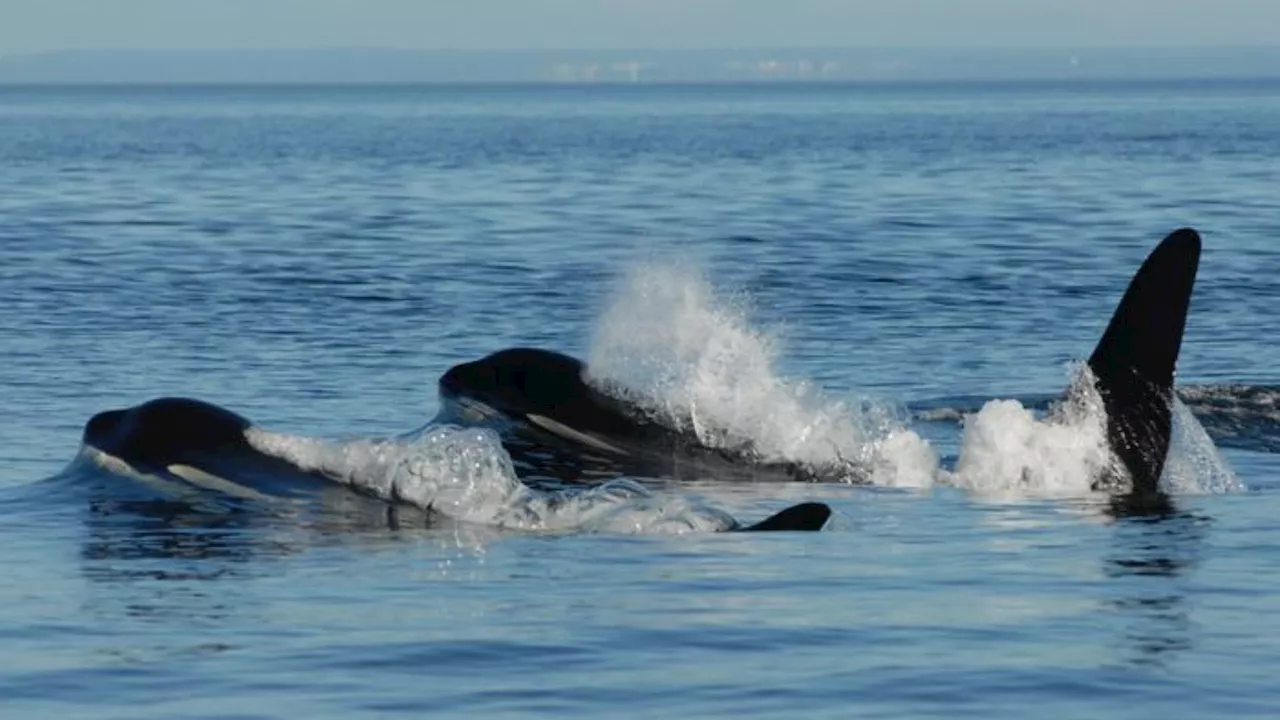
xmin=438 ymin=347 xmax=663 ymax=461
xmin=438 ymin=347 xmax=590 ymax=423
xmin=83 ymin=397 xmax=253 ymax=471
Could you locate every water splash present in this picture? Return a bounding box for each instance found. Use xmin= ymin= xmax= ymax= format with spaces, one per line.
xmin=948 ymin=364 xmax=1242 ymax=498
xmin=247 ymin=425 xmax=749 ymax=534
xmin=948 ymin=366 xmax=1114 ymax=499
xmin=584 ymin=260 xmax=938 ymax=486
xmin=1162 ymin=397 xmax=1244 ymax=494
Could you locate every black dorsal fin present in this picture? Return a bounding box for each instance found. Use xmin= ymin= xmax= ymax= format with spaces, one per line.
xmin=737 ymin=502 xmax=832 ymax=532
xmin=1086 ymin=228 xmax=1201 ymax=498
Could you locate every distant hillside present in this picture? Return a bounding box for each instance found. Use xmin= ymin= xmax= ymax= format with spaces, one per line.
xmin=1 ymin=46 xmax=1278 ymax=84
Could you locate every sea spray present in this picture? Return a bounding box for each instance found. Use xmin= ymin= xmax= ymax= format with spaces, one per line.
xmin=584 ymin=259 xmax=939 ymax=486
xmin=948 ymin=364 xmax=1242 ymax=498
xmin=247 ymin=424 xmax=748 ymax=533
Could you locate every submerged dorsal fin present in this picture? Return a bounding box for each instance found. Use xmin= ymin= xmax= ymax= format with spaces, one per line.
xmin=1086 ymin=228 xmax=1201 ymax=498
xmin=737 ymin=501 xmax=832 ymax=532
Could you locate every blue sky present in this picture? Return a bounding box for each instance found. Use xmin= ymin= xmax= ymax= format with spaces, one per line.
xmin=2 ymin=0 xmax=1277 ymax=54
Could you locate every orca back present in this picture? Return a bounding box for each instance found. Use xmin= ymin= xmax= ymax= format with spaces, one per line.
xmin=737 ymin=502 xmax=832 ymax=532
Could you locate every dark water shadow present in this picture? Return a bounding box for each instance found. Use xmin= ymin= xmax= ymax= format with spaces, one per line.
xmin=1100 ymin=496 xmax=1209 ymax=670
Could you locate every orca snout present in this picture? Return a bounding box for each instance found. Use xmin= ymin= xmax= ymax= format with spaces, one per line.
xmin=439 ymin=359 xmax=494 ymax=401
xmin=83 ymin=408 xmax=126 ymax=448
xmin=438 ymin=363 xmax=467 ymax=399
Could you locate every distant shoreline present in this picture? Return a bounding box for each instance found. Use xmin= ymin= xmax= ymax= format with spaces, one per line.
xmin=2 ymin=78 xmax=1278 ymax=90
xmin=2 ymin=46 xmax=1278 ymax=84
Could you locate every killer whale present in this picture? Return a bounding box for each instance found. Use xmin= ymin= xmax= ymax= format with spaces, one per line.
xmin=81 ymin=397 xmax=336 ymax=501
xmin=440 ymin=227 xmax=1202 ymax=504
xmin=437 ymin=348 xmax=824 ymax=483
xmin=79 ymin=397 xmax=832 ymax=533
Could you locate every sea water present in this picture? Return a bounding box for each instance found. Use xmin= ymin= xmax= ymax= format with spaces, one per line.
xmin=1 ymin=81 xmax=1278 ymax=718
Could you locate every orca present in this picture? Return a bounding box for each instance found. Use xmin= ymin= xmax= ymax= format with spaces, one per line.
xmin=439 ymin=228 xmax=1202 ymax=506
xmin=85 ymin=397 xmax=253 ymax=473
xmin=81 ymin=397 xmax=335 ymax=501
xmin=437 ymin=348 xmax=823 ymax=484
xmin=80 ymin=397 xmax=832 ymax=532
xmin=738 ymin=502 xmax=831 ymax=532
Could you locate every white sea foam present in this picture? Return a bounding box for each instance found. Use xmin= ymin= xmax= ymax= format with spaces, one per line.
xmin=583 ymin=260 xmax=939 ymax=487
xmin=947 ymin=365 xmax=1242 ymax=498
xmin=247 ymin=425 xmax=748 ymax=534
xmin=948 ymin=366 xmax=1115 ymax=499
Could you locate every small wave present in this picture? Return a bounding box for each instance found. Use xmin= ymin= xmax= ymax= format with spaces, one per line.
xmin=913 ymin=384 xmax=1280 ymax=454
xmin=583 ymin=259 xmax=939 ymax=487
xmin=246 ymin=424 xmax=753 ymax=534
xmin=912 ymin=407 xmax=969 ymax=423
xmin=1177 ymin=383 xmax=1280 ymax=411
xmin=1175 ymin=384 xmax=1280 ymax=454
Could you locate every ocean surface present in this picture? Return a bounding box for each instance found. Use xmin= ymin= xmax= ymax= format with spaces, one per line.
xmin=1 ymin=81 xmax=1278 ymax=718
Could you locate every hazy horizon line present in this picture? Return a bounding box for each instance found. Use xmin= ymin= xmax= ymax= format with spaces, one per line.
xmin=6 ymin=76 xmax=1279 ymax=89
xmin=5 ymin=46 xmax=1277 ymax=84
xmin=6 ymin=44 xmax=1280 ymax=56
